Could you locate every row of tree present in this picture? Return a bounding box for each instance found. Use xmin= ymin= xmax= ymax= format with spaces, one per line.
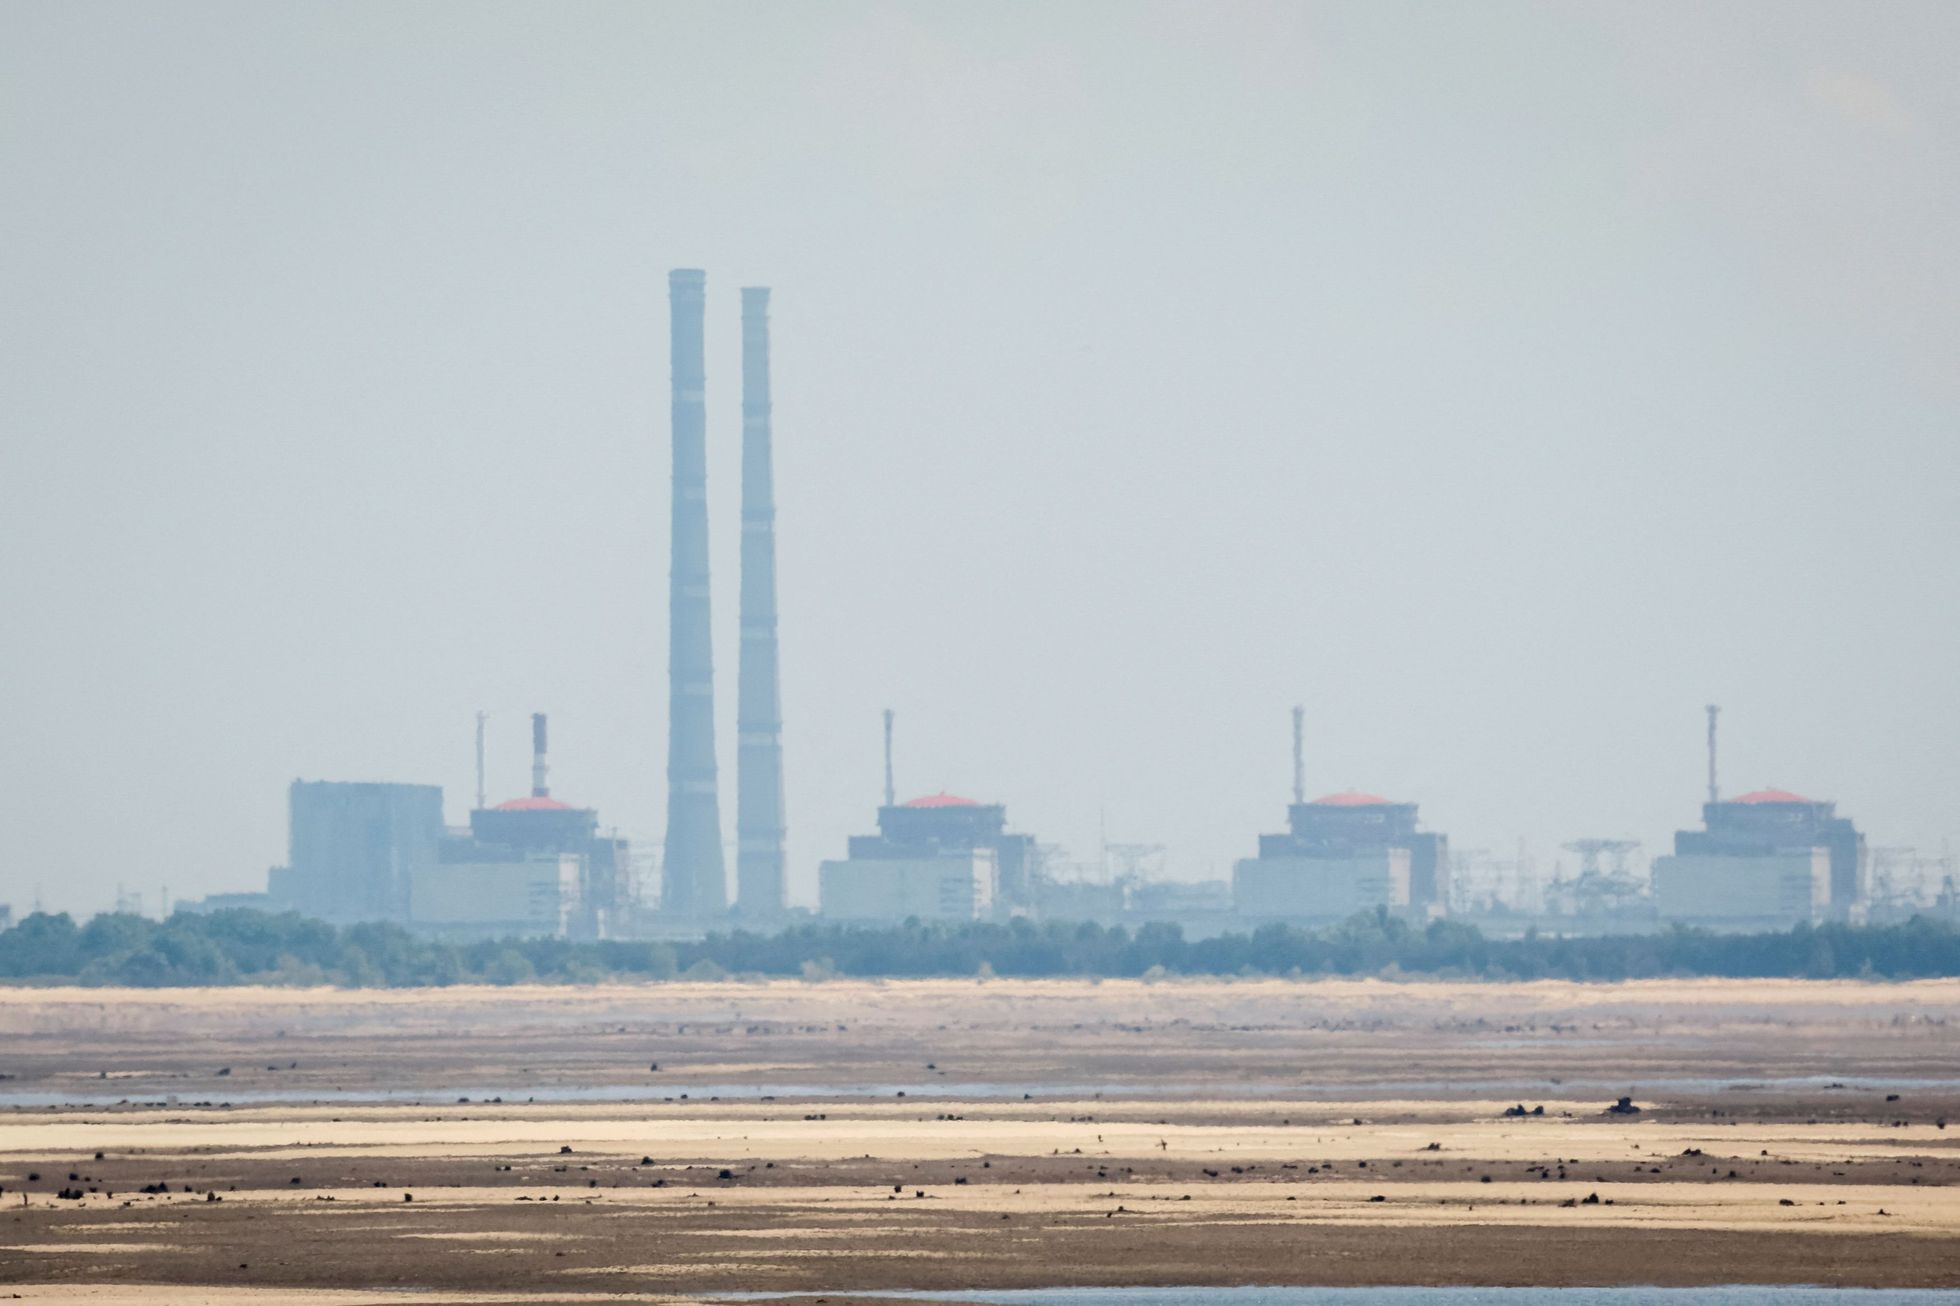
xmin=1 ymin=908 xmax=1957 ymax=987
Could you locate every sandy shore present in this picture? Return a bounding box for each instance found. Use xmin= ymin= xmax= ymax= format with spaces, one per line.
xmin=2 ymin=978 xmax=1957 ymax=1298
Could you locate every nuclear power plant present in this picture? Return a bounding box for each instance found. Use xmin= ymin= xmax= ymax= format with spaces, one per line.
xmin=210 ymin=270 xmax=1942 ymax=940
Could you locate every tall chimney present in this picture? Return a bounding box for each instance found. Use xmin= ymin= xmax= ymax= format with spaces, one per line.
xmin=660 ymin=269 xmax=728 ymax=917
xmin=1291 ymin=705 xmax=1305 ymax=806
xmin=883 ymin=708 xmax=896 ymax=809
xmin=530 ymin=712 xmax=549 ymax=799
xmin=735 ymin=286 xmax=787 ymax=918
xmin=1705 ymin=703 xmax=1721 ymax=807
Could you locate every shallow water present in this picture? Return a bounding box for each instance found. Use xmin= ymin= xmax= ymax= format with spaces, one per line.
xmin=3 ymin=1071 xmax=1955 ymax=1109
xmin=739 ymin=1290 xmax=1958 ymax=1305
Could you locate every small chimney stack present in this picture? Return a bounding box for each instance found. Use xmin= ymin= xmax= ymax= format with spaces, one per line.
xmin=531 ymin=712 xmax=550 ymax=798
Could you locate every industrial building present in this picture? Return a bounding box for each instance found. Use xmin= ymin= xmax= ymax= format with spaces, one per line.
xmin=1651 ymin=789 xmax=1864 ymax=930
xmin=265 ymin=716 xmax=628 ymax=939
xmin=1232 ymin=708 xmax=1449 ymax=923
xmin=411 ymin=855 xmax=582 ymax=937
xmin=820 ymin=792 xmax=1036 ymax=923
xmin=1648 ymin=708 xmax=1867 ymax=931
xmin=414 ymin=714 xmax=629 ymax=939
xmin=271 ymin=780 xmax=443 ymax=924
xmin=818 ymin=712 xmax=1038 ymax=923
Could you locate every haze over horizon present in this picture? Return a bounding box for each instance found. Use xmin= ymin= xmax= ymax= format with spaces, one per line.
xmin=3 ymin=1 xmax=1956 ymax=916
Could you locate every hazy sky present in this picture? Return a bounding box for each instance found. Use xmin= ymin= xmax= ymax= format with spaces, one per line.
xmin=3 ymin=1 xmax=1957 ymax=915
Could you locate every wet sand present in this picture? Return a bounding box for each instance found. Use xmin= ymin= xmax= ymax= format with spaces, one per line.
xmin=1 ymin=978 xmax=1957 ymax=1300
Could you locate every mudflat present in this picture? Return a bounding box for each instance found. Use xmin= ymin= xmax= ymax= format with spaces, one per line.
xmin=1 ymin=978 xmax=1956 ymax=1302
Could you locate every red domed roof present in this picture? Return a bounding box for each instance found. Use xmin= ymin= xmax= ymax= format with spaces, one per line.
xmin=1311 ymin=791 xmax=1392 ymax=807
xmin=1731 ymin=788 xmax=1814 ymax=805
xmin=492 ymin=796 xmax=575 ymax=812
xmin=904 ymin=792 xmax=979 ymax=809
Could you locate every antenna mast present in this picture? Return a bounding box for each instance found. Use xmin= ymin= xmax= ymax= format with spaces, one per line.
xmin=474 ymin=710 xmax=488 ymax=812
xmin=882 ymin=708 xmax=896 ymax=808
xmin=1705 ymin=704 xmax=1721 ymax=806
xmin=1291 ymin=704 xmax=1305 ymax=805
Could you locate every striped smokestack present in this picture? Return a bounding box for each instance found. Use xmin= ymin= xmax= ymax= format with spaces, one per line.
xmin=735 ymin=286 xmax=787 ymax=918
xmin=660 ymin=269 xmax=728 ymax=918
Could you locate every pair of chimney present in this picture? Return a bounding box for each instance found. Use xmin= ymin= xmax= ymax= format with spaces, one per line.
xmin=660 ymin=271 xmax=786 ymax=919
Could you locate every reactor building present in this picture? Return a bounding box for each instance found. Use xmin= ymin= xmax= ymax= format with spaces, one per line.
xmin=1648 ymin=708 xmax=1866 ymax=931
xmin=268 ymin=715 xmax=628 ymax=938
xmin=1232 ymin=708 xmax=1449 ymax=922
xmin=414 ymin=714 xmax=629 ymax=939
xmin=819 ymin=793 xmax=1037 ymax=922
xmin=818 ymin=713 xmax=1036 ymax=922
xmin=1650 ymin=789 xmax=1865 ymax=930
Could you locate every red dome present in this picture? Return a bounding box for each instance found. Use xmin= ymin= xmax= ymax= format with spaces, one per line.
xmin=1311 ymin=791 xmax=1392 ymax=807
xmin=904 ymin=792 xmax=979 ymax=809
xmin=1731 ymin=788 xmax=1814 ymax=805
xmin=493 ymin=796 xmax=575 ymax=812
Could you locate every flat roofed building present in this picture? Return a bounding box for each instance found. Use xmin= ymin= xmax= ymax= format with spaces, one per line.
xmin=1234 ymin=790 xmax=1447 ymax=923
xmin=451 ymin=794 xmax=626 ymax=940
xmin=409 ymin=855 xmax=581 ymax=938
xmin=819 ymin=849 xmax=996 ymax=923
xmin=1652 ymin=788 xmax=1864 ymax=929
xmin=1652 ymin=850 xmax=1828 ymax=931
xmin=279 ymin=781 xmax=444 ymax=924
xmin=819 ymin=792 xmax=1029 ymax=922
xmin=1237 ymin=850 xmax=1411 ymax=921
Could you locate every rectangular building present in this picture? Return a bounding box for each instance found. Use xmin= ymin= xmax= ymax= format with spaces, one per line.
xmin=277 ymin=781 xmax=443 ymax=924
xmin=1652 ymin=788 xmax=1864 ymax=929
xmin=1651 ymin=850 xmax=1828 ymax=930
xmin=1233 ymin=790 xmax=1447 ymax=923
xmin=409 ymin=855 xmax=581 ymax=938
xmin=819 ymin=850 xmax=996 ymax=923
xmin=1236 ymin=851 xmax=1411 ymax=921
xmin=819 ymin=792 xmax=1033 ymax=922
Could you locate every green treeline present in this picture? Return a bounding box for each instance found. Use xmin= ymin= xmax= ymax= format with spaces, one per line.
xmin=1 ymin=908 xmax=1957 ymax=987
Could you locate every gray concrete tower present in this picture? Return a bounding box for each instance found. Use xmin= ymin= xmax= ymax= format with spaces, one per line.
xmin=736 ymin=286 xmax=787 ymax=917
xmin=661 ymin=269 xmax=727 ymax=917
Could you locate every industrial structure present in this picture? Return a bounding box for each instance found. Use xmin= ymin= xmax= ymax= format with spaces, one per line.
xmin=735 ymin=285 xmax=788 ymax=920
xmin=96 ymin=259 xmax=1938 ymax=944
xmin=818 ymin=714 xmax=1037 ymax=922
xmin=1233 ymin=706 xmax=1449 ymax=922
xmin=272 ymin=780 xmax=443 ymax=924
xmin=1650 ymin=708 xmax=1867 ymax=930
xmin=417 ymin=714 xmax=630 ymax=938
xmin=660 ymin=268 xmax=729 ymax=920
xmin=1542 ymin=839 xmax=1653 ymax=926
xmin=264 ymin=716 xmax=630 ymax=938
xmin=1652 ymin=790 xmax=1865 ymax=930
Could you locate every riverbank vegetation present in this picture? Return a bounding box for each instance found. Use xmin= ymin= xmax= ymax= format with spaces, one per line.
xmin=1 ymin=908 xmax=1956 ymax=986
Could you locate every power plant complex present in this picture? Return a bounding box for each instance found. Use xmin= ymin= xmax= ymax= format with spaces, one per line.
xmin=176 ymin=271 xmax=1949 ymax=940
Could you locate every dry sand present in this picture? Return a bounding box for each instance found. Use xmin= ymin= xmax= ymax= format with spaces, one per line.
xmin=1 ymin=977 xmax=1957 ymax=1301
